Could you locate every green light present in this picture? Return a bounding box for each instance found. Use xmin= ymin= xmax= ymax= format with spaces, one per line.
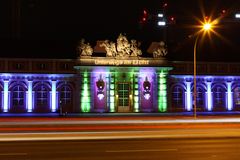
xmin=110 ymin=90 xmax=114 ymax=96
xmin=110 ymin=103 xmax=115 ymax=112
xmin=133 ymin=73 xmax=139 ymax=112
xmin=109 ymin=73 xmax=115 ymax=112
xmin=134 ymin=96 xmax=139 ymax=102
xmin=134 ymin=91 xmax=139 ymax=96
xmin=134 ymin=84 xmax=138 ymax=89
xmin=110 ymin=97 xmax=114 ymax=103
xmin=110 ymin=84 xmax=115 ymax=89
xmin=158 ymin=70 xmax=167 ymax=112
xmin=81 ymin=71 xmax=91 ymax=112
xmin=134 ymin=103 xmax=139 ymax=112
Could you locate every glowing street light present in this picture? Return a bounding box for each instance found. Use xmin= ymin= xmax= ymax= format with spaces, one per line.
xmin=193 ymin=21 xmax=214 ymax=119
xmin=203 ymin=23 xmax=212 ymax=30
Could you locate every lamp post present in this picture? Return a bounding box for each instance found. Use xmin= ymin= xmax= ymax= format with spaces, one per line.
xmin=193 ymin=22 xmax=212 ymax=119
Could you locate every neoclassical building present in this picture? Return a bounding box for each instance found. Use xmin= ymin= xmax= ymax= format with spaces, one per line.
xmin=169 ymin=61 xmax=240 ymax=112
xmin=0 ymin=34 xmax=240 ymax=114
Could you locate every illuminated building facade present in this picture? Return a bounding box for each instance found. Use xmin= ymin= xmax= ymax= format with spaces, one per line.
xmin=169 ymin=61 xmax=240 ymax=112
xmin=1 ymin=35 xmax=240 ymax=114
xmin=75 ymin=59 xmax=171 ymax=113
xmin=1 ymin=59 xmax=240 ymax=113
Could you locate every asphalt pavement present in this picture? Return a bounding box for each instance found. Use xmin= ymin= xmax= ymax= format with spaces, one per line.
xmin=1 ymin=138 xmax=240 ymax=160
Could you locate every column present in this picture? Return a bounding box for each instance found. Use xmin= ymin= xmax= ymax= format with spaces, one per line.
xmin=133 ymin=73 xmax=139 ymax=112
xmin=3 ymin=80 xmax=9 ymax=112
xmin=81 ymin=71 xmax=91 ymax=112
xmin=51 ymin=80 xmax=57 ymax=112
xmin=158 ymin=70 xmax=167 ymax=112
xmin=27 ymin=80 xmax=33 ymax=112
xmin=109 ymin=73 xmax=115 ymax=112
xmin=206 ymin=82 xmax=213 ymax=111
xmin=185 ymin=81 xmax=192 ymax=111
xmin=227 ymin=82 xmax=233 ymax=111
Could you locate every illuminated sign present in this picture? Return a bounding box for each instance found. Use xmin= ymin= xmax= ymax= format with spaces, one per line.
xmin=94 ymin=60 xmax=149 ymax=66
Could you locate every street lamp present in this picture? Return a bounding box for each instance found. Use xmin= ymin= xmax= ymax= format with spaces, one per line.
xmin=193 ymin=22 xmax=213 ymax=119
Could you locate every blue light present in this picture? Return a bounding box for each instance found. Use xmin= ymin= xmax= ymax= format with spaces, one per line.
xmin=51 ymin=80 xmax=57 ymax=112
xmin=207 ymin=82 xmax=212 ymax=111
xmin=3 ymin=80 xmax=9 ymax=112
xmin=27 ymin=81 xmax=33 ymax=112
xmin=227 ymin=82 xmax=233 ymax=110
xmin=186 ymin=82 xmax=192 ymax=111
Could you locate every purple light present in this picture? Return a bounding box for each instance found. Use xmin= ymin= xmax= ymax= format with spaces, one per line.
xmin=144 ymin=93 xmax=151 ymax=100
xmin=139 ymin=68 xmax=154 ymax=111
xmin=97 ymin=92 xmax=104 ymax=100
xmin=143 ymin=77 xmax=151 ymax=100
xmin=92 ymin=69 xmax=108 ymax=111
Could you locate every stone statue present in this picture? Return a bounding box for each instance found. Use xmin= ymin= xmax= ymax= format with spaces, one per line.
xmin=100 ymin=33 xmax=142 ymax=58
xmin=116 ymin=33 xmax=131 ymax=57
xmin=153 ymin=41 xmax=168 ymax=58
xmin=100 ymin=40 xmax=117 ymax=57
xmin=77 ymin=39 xmax=93 ymax=56
xmin=130 ymin=40 xmax=142 ymax=57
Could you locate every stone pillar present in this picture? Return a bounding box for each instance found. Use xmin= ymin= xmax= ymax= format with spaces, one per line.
xmin=80 ymin=71 xmax=91 ymax=112
xmin=185 ymin=81 xmax=192 ymax=111
xmin=51 ymin=80 xmax=57 ymax=112
xmin=206 ymin=81 xmax=213 ymax=111
xmin=158 ymin=70 xmax=168 ymax=112
xmin=3 ymin=80 xmax=9 ymax=112
xmin=227 ymin=82 xmax=233 ymax=111
xmin=133 ymin=73 xmax=139 ymax=112
xmin=27 ymin=80 xmax=33 ymax=112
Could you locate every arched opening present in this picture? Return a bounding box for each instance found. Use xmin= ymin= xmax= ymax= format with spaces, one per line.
xmin=212 ymin=85 xmax=226 ymax=111
xmin=58 ymin=84 xmax=73 ymax=113
xmin=172 ymin=85 xmax=184 ymax=111
xmin=34 ymin=83 xmax=50 ymax=113
xmin=196 ymin=86 xmax=205 ymax=111
xmin=233 ymin=86 xmax=240 ymax=110
xmin=10 ymin=85 xmax=26 ymax=113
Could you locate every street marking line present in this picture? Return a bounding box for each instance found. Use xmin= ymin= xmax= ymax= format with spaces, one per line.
xmin=106 ymin=149 xmax=178 ymax=152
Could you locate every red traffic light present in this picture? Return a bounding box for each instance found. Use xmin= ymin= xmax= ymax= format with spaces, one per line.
xmin=143 ymin=9 xmax=148 ymax=15
xmin=163 ymin=3 xmax=168 ymax=8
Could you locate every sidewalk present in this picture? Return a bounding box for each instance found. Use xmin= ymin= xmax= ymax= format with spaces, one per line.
xmin=1 ymin=111 xmax=240 ymax=118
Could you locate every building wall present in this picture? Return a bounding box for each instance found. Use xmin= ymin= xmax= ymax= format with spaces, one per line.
xmin=169 ymin=61 xmax=240 ymax=112
xmin=1 ymin=58 xmax=240 ymax=114
xmin=76 ymin=66 xmax=171 ymax=113
xmin=168 ymin=75 xmax=240 ymax=112
xmin=0 ymin=74 xmax=76 ymax=113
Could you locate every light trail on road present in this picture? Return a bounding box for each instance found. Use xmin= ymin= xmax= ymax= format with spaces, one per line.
xmin=2 ymin=117 xmax=240 ymax=125
xmin=0 ymin=123 xmax=240 ymax=132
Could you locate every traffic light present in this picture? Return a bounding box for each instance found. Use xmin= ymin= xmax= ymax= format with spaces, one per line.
xmin=140 ymin=9 xmax=148 ymax=24
xmin=168 ymin=16 xmax=176 ymax=24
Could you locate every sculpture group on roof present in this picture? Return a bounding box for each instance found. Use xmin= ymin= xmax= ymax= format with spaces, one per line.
xmin=152 ymin=41 xmax=168 ymax=58
xmin=100 ymin=33 xmax=142 ymax=58
xmin=77 ymin=39 xmax=93 ymax=56
xmin=77 ymin=34 xmax=167 ymax=58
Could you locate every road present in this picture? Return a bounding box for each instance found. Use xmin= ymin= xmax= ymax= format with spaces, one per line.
xmin=0 ymin=138 xmax=240 ymax=160
xmin=1 ymin=116 xmax=240 ymax=140
xmin=0 ymin=116 xmax=240 ymax=159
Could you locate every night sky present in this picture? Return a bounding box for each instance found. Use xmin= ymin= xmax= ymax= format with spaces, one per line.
xmin=1 ymin=0 xmax=240 ymax=61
